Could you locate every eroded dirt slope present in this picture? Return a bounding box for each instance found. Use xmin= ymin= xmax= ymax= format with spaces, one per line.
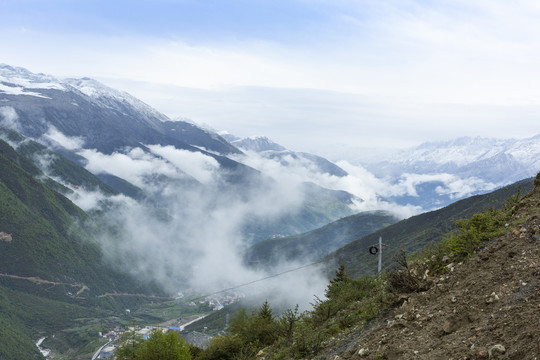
xmin=325 ymin=182 xmax=540 ymax=360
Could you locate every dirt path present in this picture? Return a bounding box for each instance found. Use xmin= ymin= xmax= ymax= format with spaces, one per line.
xmin=96 ymin=292 xmax=172 ymax=299
xmin=0 ymin=273 xmax=173 ymax=299
xmin=0 ymin=273 xmax=87 ymax=291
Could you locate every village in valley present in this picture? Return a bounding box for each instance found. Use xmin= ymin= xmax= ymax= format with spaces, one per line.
xmin=86 ymin=292 xmax=243 ymax=360
xmin=92 ymin=292 xmax=245 ymax=360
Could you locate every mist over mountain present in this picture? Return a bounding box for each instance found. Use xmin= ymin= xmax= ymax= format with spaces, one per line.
xmin=0 ymin=65 xmax=364 ymax=307
xmin=1 ymin=63 xmax=539 ymax=358
xmin=369 ymin=136 xmax=540 ymax=208
xmin=2 ymin=63 xmax=539 ymax=306
xmin=225 ymin=134 xmax=349 ymax=177
xmin=244 ymin=210 xmax=400 ymax=269
xmin=313 ymin=135 xmax=540 ymax=211
xmin=0 ymin=136 xmax=167 ymax=358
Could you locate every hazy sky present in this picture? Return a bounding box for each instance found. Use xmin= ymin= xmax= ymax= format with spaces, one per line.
xmin=1 ymin=0 xmax=539 ymax=154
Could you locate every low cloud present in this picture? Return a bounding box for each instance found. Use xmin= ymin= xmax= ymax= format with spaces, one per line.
xmin=387 ymin=173 xmax=497 ymax=200
xmin=41 ymin=126 xmax=85 ymax=151
xmin=147 ymin=144 xmax=219 ymax=184
xmin=0 ymin=106 xmax=21 ymax=132
xmin=27 ymin=131 xmax=499 ymax=309
xmin=234 ymin=151 xmax=424 ymax=219
xmin=65 ymin=144 xmax=322 ymax=308
xmin=79 ymin=147 xmax=187 ymax=189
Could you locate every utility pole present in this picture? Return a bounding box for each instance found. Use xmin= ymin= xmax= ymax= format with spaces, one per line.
xmin=368 ymin=237 xmax=384 ymax=276
xmin=378 ymin=236 xmax=382 ymax=274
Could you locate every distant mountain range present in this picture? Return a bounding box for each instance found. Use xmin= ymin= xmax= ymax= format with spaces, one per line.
xmin=222 ymin=134 xmax=287 ymax=152
xmin=314 ymin=135 xmax=540 ymax=209
xmin=369 ymin=136 xmax=540 ymax=183
xmin=3 ymin=64 xmax=539 ymax=219
xmin=2 ymin=63 xmax=539 ymax=246
xmin=366 ymin=136 xmax=539 ymax=209
xmin=222 ymin=131 xmax=540 ymax=213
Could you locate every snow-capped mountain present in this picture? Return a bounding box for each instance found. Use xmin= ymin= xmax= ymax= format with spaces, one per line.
xmin=223 ymin=134 xmax=349 ymax=178
xmin=224 ymin=135 xmax=287 ymax=152
xmin=369 ymin=136 xmax=540 ymax=185
xmin=0 ymin=64 xmax=360 ymax=242
xmin=351 ymin=135 xmax=540 ymax=209
xmin=63 ymin=76 xmax=170 ymax=125
xmin=0 ymin=64 xmax=239 ymax=155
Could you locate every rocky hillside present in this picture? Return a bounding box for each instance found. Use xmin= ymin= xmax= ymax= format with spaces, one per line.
xmin=318 ymin=175 xmax=540 ymax=359
xmin=183 ymin=175 xmax=539 ymax=360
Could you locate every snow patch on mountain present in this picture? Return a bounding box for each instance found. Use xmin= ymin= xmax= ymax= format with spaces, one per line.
xmin=0 ymin=64 xmax=66 ymax=91
xmin=0 ymin=83 xmax=52 ymax=99
xmin=63 ymin=77 xmax=169 ymax=123
xmin=0 ymin=64 xmax=169 ymax=125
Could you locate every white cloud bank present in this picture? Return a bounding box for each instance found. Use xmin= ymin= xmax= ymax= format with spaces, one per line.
xmin=0 ymin=106 xmax=21 ymax=132
xmin=59 ymin=143 xmax=320 ymax=307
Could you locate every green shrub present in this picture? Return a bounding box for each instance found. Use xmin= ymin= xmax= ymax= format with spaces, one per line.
xmin=387 ymin=250 xmax=421 ymax=293
xmin=196 ymin=301 xmax=279 ymax=359
xmin=115 ymin=329 xmax=191 ymax=360
xmin=195 ymin=334 xmax=251 ymax=360
xmin=441 ymin=208 xmax=506 ymax=259
xmin=288 ymin=312 xmax=327 ymax=358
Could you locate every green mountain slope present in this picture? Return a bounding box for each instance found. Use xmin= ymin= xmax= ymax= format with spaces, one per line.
xmin=245 ymin=210 xmax=399 ymax=267
xmin=1 ymin=138 xmax=102 ymax=289
xmin=242 ymin=182 xmax=358 ymax=242
xmin=0 ymin=127 xmax=118 ymax=196
xmin=324 ymin=177 xmax=535 ymax=277
xmin=0 ymin=139 xmax=166 ymax=359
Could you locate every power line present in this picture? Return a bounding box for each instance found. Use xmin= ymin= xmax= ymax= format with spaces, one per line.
xmin=189 ymin=259 xmax=326 ymax=302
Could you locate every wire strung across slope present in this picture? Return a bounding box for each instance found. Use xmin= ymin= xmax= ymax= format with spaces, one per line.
xmin=189 ymin=259 xmax=326 ymax=302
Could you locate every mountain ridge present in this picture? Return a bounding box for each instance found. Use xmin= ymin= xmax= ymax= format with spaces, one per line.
xmin=1 ymin=64 xmax=363 ymax=242
xmin=245 ymin=210 xmax=399 ymax=268
xmin=0 ymin=64 xmax=241 ymax=156
xmin=323 ymin=177 xmax=535 ymax=278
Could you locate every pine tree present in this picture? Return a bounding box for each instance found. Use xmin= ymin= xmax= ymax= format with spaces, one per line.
xmin=257 ymin=300 xmax=273 ymax=321
xmin=326 ymin=263 xmax=350 ymax=299
xmin=330 ymin=263 xmax=348 ymax=284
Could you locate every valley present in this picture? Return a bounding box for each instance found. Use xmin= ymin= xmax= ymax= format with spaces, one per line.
xmin=0 ymin=64 xmax=539 ymax=359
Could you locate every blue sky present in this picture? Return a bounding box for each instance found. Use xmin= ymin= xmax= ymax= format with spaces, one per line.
xmin=1 ymin=0 xmax=539 ymax=156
